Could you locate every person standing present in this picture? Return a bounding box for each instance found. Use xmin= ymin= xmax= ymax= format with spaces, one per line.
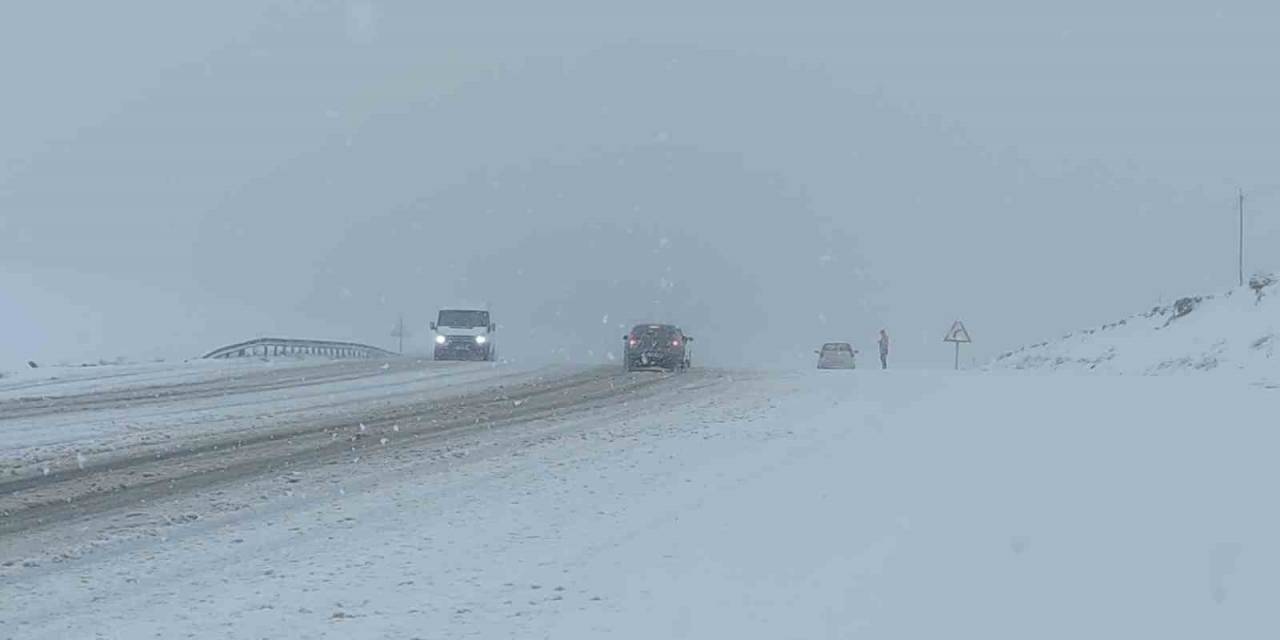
xmin=878 ymin=329 xmax=890 ymax=370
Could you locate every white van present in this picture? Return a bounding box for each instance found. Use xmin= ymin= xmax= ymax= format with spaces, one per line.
xmin=431 ymin=308 xmax=496 ymax=361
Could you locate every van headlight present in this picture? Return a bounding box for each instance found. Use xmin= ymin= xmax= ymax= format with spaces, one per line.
xmin=475 ymin=335 xmax=487 ymax=344
xmin=435 ymin=335 xmax=446 ymax=344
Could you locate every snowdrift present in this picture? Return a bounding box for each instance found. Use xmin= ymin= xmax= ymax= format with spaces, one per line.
xmin=990 ymin=277 xmax=1280 ymax=375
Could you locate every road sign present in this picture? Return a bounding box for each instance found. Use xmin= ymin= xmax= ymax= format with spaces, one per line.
xmin=944 ymin=321 xmax=972 ymax=344
xmin=943 ymin=320 xmax=972 ymax=370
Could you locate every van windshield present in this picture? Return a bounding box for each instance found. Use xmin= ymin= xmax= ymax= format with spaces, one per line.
xmin=438 ymin=310 xmax=490 ymax=328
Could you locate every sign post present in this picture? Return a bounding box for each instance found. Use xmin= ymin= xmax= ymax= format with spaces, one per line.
xmin=943 ymin=320 xmax=972 ymax=370
xmin=390 ymin=313 xmax=409 ymax=354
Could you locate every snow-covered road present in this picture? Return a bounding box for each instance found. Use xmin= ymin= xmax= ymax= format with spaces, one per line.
xmin=0 ymin=358 xmax=573 ymax=475
xmin=0 ymin=359 xmax=696 ymax=543
xmin=2 ymin=368 xmax=1277 ymax=638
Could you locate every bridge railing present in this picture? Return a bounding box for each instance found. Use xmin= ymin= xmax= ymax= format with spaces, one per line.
xmin=202 ymin=338 xmax=396 ymax=360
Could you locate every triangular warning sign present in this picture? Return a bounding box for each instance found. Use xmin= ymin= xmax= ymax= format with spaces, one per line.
xmin=944 ymin=320 xmax=972 ymax=343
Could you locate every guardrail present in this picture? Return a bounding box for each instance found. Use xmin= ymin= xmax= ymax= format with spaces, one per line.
xmin=202 ymin=338 xmax=396 ymax=360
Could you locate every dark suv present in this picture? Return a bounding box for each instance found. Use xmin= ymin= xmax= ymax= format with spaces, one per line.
xmin=623 ymin=324 xmax=692 ymax=372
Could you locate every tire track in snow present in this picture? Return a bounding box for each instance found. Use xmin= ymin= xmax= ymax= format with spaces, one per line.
xmin=0 ymin=367 xmax=695 ymax=540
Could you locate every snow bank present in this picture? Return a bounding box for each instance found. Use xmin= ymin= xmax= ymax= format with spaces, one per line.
xmin=0 ymin=357 xmax=312 ymax=401
xmin=989 ymin=278 xmax=1280 ymax=376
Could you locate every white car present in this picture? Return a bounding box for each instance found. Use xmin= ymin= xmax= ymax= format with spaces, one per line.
xmin=816 ymin=342 xmax=857 ymax=369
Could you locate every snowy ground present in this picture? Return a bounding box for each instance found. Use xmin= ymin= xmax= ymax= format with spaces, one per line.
xmin=990 ymin=281 xmax=1280 ymax=378
xmin=0 ymin=358 xmax=315 ymax=401
xmin=2 ymin=367 xmax=1275 ymax=639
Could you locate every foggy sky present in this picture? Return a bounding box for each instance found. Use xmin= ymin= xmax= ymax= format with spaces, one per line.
xmin=4 ymin=1 xmax=1280 ymax=367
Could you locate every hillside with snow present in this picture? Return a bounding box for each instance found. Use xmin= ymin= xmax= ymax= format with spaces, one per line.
xmin=990 ymin=277 xmax=1280 ymax=376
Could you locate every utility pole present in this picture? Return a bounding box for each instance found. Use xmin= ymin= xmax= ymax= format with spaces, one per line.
xmin=1239 ymin=189 xmax=1245 ymax=287
xmin=390 ymin=313 xmax=408 ymax=354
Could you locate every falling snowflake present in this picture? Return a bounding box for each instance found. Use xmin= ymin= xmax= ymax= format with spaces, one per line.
xmin=345 ymin=1 xmax=379 ymax=44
